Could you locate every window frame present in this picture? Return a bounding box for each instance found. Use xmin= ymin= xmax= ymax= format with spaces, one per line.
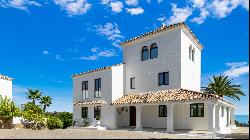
xmin=141 ymin=46 xmax=149 ymax=61
xmin=94 ymin=78 xmax=101 ymax=98
xmin=189 ymin=46 xmax=192 ymax=60
xmin=190 ymin=103 xmax=204 ymax=117
xmin=130 ymin=77 xmax=135 ymax=89
xmin=81 ymin=107 xmax=88 ymax=119
xmin=158 ymin=72 xmax=169 ymax=86
xmin=159 ymin=105 xmax=167 ymax=117
xmin=192 ymin=48 xmax=195 ymax=62
xmin=82 ymin=81 xmax=88 ymax=99
xmin=150 ymin=43 xmax=158 ymax=59
xmin=94 ymin=106 xmax=101 ymax=120
xmin=221 ymin=106 xmax=224 ymax=117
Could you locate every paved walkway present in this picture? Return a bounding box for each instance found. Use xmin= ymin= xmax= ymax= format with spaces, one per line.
xmin=0 ymin=127 xmax=248 ymax=139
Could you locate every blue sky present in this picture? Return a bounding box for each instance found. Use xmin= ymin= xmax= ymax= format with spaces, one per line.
xmin=0 ymin=0 xmax=249 ymax=114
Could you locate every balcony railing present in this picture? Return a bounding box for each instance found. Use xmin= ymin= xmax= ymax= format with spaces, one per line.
xmin=82 ymin=90 xmax=88 ymax=99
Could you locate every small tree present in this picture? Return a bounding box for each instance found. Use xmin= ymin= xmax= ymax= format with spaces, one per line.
xmin=26 ymin=89 xmax=42 ymax=104
xmin=0 ymin=95 xmax=20 ymax=129
xmin=40 ymin=96 xmax=52 ymax=112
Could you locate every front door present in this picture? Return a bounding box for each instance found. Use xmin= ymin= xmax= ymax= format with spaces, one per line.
xmin=130 ymin=106 xmax=136 ymax=126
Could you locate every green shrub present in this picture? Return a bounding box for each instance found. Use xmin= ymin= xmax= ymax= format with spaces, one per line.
xmin=45 ymin=111 xmax=73 ymax=129
xmin=21 ymin=102 xmax=46 ymax=130
xmin=46 ymin=116 xmax=63 ymax=129
xmin=0 ymin=95 xmax=20 ymax=129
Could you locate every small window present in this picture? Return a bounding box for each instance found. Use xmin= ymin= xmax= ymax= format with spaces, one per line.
xmin=82 ymin=107 xmax=88 ymax=118
xmin=130 ymin=77 xmax=135 ymax=89
xmin=94 ymin=106 xmax=101 ymax=120
xmin=141 ymin=46 xmax=149 ymax=61
xmin=94 ymin=78 xmax=101 ymax=98
xmin=150 ymin=43 xmax=158 ymax=59
xmin=190 ymin=103 xmax=204 ymax=117
xmin=221 ymin=106 xmax=224 ymax=117
xmin=189 ymin=46 xmax=192 ymax=60
xmin=192 ymin=48 xmax=195 ymax=61
xmin=159 ymin=105 xmax=167 ymax=117
xmin=158 ymin=72 xmax=169 ymax=86
xmin=82 ymin=81 xmax=88 ymax=99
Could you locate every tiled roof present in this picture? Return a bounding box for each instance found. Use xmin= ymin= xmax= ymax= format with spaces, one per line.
xmin=112 ymin=89 xmax=222 ymax=105
xmin=120 ymin=22 xmax=204 ymax=49
xmin=74 ymin=100 xmax=107 ymax=106
xmin=72 ymin=63 xmax=123 ymax=78
xmin=0 ymin=74 xmax=14 ymax=81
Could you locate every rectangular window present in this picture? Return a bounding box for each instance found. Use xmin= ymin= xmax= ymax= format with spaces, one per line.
xmin=158 ymin=72 xmax=169 ymax=86
xmin=192 ymin=48 xmax=195 ymax=62
xmin=130 ymin=77 xmax=135 ymax=89
xmin=221 ymin=106 xmax=224 ymax=117
xmin=94 ymin=106 xmax=101 ymax=120
xmin=189 ymin=46 xmax=192 ymax=60
xmin=82 ymin=81 xmax=88 ymax=99
xmin=81 ymin=107 xmax=88 ymax=118
xmin=159 ymin=105 xmax=167 ymax=117
xmin=190 ymin=103 xmax=204 ymax=117
xmin=94 ymin=78 xmax=101 ymax=98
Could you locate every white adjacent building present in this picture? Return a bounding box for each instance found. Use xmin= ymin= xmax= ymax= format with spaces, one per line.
xmin=72 ymin=22 xmax=237 ymax=134
xmin=0 ymin=74 xmax=13 ymax=99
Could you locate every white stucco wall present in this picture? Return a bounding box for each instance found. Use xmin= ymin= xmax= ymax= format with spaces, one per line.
xmin=142 ymin=105 xmax=167 ymax=128
xmin=73 ymin=65 xmax=124 ymax=129
xmin=0 ymin=78 xmax=12 ymax=99
xmin=111 ymin=64 xmax=124 ymax=101
xmin=123 ymin=28 xmax=182 ymax=95
xmin=180 ymin=29 xmax=201 ymax=91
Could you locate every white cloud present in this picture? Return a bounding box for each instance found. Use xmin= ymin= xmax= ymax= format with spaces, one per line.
xmin=240 ymin=0 xmax=249 ymax=10
xmin=55 ymin=54 xmax=65 ymax=61
xmin=209 ymin=0 xmax=241 ymax=19
xmin=157 ymin=0 xmax=163 ymax=3
xmin=125 ymin=0 xmax=138 ymax=6
xmin=80 ymin=47 xmax=116 ymax=61
xmin=192 ymin=0 xmax=205 ymax=8
xmin=157 ymin=16 xmax=167 ymax=22
xmin=110 ymin=1 xmax=123 ymax=13
xmin=165 ymin=3 xmax=192 ymax=25
xmin=100 ymin=0 xmax=111 ymax=5
xmin=54 ymin=0 xmax=91 ymax=16
xmin=126 ymin=7 xmax=144 ymax=15
xmin=80 ymin=55 xmax=98 ymax=61
xmin=0 ymin=0 xmax=41 ymax=11
xmin=224 ymin=62 xmax=249 ymax=77
xmin=91 ymin=47 xmax=99 ymax=52
xmin=190 ymin=8 xmax=209 ymax=24
xmin=95 ymin=22 xmax=124 ymax=47
xmin=42 ymin=50 xmax=49 ymax=55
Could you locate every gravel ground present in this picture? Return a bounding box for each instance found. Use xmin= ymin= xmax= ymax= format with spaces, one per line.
xmin=0 ymin=127 xmax=248 ymax=139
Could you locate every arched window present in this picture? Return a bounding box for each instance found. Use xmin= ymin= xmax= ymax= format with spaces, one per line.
xmin=150 ymin=43 xmax=158 ymax=59
xmin=141 ymin=46 xmax=149 ymax=61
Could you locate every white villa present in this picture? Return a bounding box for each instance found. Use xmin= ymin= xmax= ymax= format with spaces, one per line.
xmin=72 ymin=22 xmax=237 ymax=134
xmin=0 ymin=74 xmax=13 ymax=99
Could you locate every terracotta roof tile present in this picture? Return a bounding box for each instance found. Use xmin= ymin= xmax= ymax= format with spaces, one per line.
xmin=112 ymin=89 xmax=222 ymax=105
xmin=0 ymin=74 xmax=14 ymax=81
xmin=72 ymin=63 xmax=123 ymax=78
xmin=74 ymin=100 xmax=107 ymax=106
xmin=120 ymin=22 xmax=204 ymax=49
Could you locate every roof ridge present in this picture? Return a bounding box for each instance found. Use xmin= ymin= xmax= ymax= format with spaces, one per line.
xmin=120 ymin=22 xmax=203 ymax=49
xmin=0 ymin=74 xmax=14 ymax=81
xmin=72 ymin=63 xmax=123 ymax=78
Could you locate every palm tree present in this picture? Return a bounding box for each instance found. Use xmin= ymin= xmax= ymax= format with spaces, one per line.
xmin=40 ymin=96 xmax=52 ymax=112
xmin=202 ymin=75 xmax=245 ymax=101
xmin=26 ymin=89 xmax=42 ymax=104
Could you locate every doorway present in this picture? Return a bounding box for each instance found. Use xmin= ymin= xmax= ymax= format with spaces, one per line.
xmin=130 ymin=106 xmax=136 ymax=126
